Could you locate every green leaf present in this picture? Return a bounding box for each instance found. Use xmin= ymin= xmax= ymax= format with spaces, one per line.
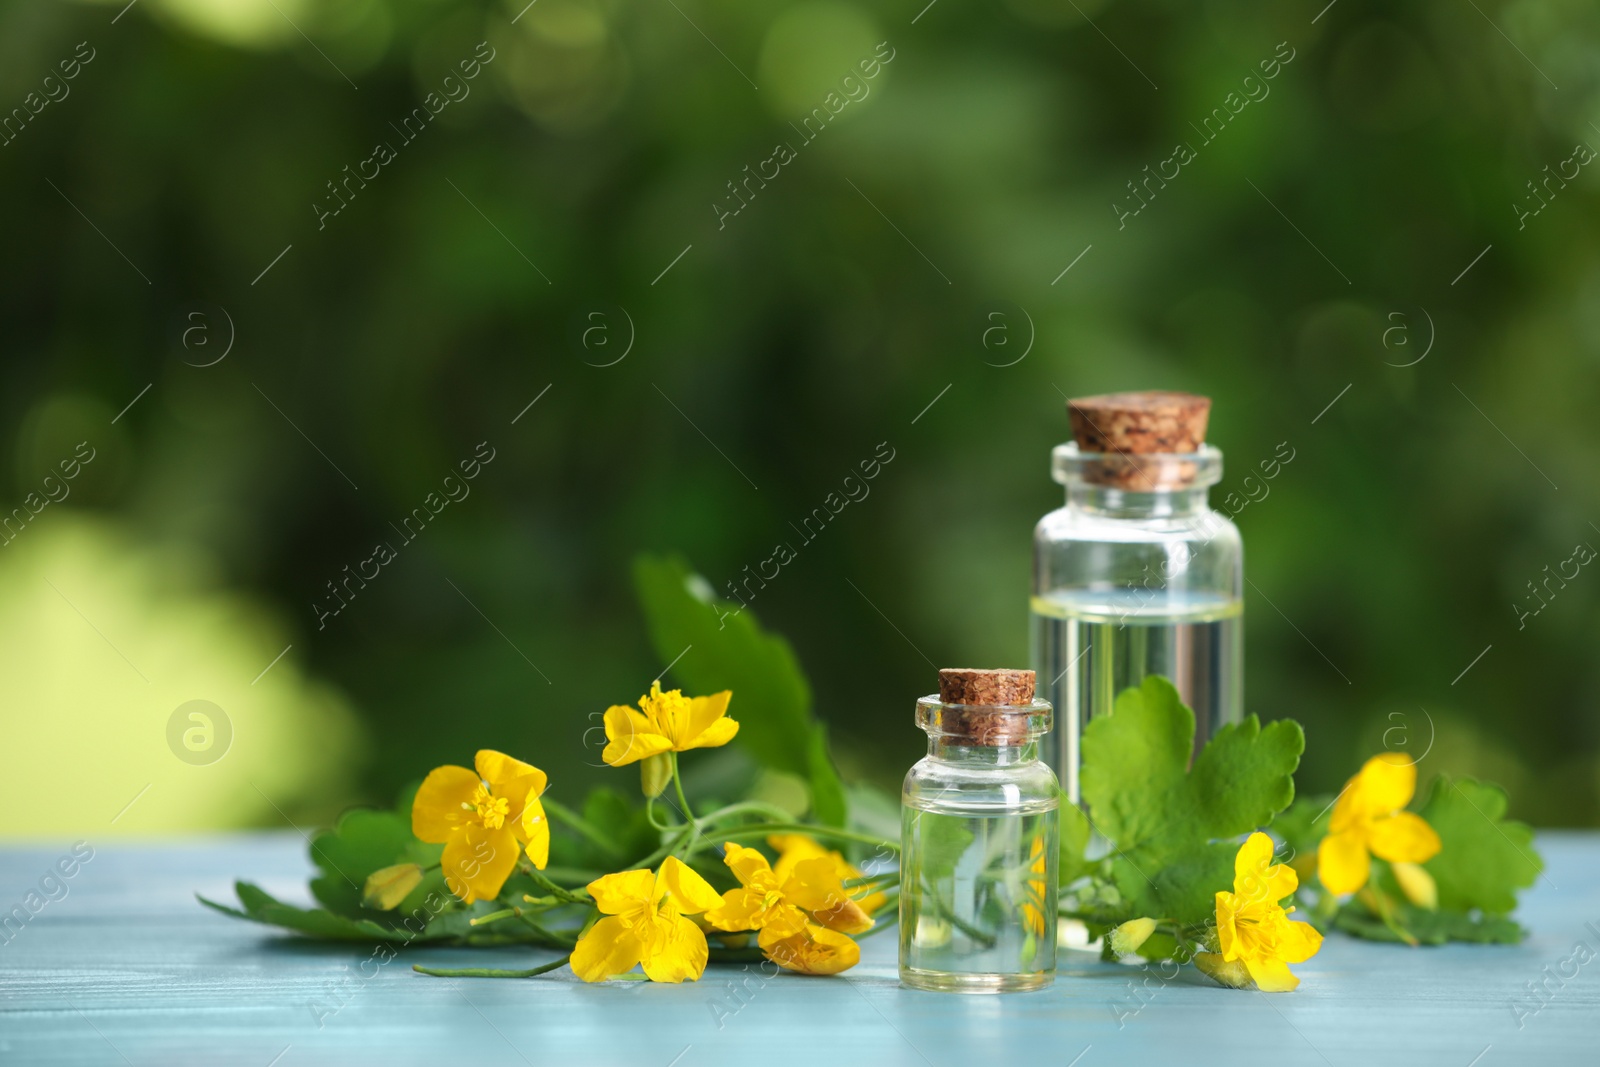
xmin=202 ymin=882 xmax=529 ymax=944
xmin=307 ymin=807 xmax=441 ymax=918
xmin=1268 ymin=792 xmax=1334 ymax=871
xmin=1332 ymin=901 xmax=1526 ymax=945
xmin=201 ymin=882 xmax=422 ymax=942
xmin=806 ymin=724 xmax=848 ymax=827
xmin=1058 ymin=795 xmax=1092 ymax=887
xmin=632 ymin=554 xmax=847 ymax=824
xmin=580 ymin=786 xmax=657 ymax=863
xmin=1418 ymin=776 xmax=1542 ymax=916
xmin=908 ymin=809 xmax=975 ymax=881
xmin=1079 ymin=675 xmax=1304 ymax=925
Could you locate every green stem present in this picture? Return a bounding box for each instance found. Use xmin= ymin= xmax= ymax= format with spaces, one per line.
xmin=518 ymin=914 xmax=578 ymax=948
xmin=525 ymin=868 xmax=590 ymax=904
xmin=543 ymin=797 xmax=625 ymax=860
xmin=919 ymin=880 xmax=997 ymax=948
xmin=540 ymin=866 xmax=608 ymax=884
xmin=669 ymin=753 xmax=696 ymax=830
xmin=1360 ymin=886 xmax=1418 ymax=947
xmin=469 ymin=908 xmax=518 ymax=928
xmin=645 ymin=796 xmax=674 ymax=831
xmin=715 ymin=823 xmax=899 ymax=853
xmin=696 ymin=800 xmax=799 ymax=825
xmin=635 ymin=808 xmax=889 ymax=872
xmin=856 ymin=906 xmax=901 ymax=940
xmin=414 ymin=954 xmax=571 ymax=979
xmin=635 ymin=823 xmax=699 ymax=871
xmin=844 ymin=873 xmax=900 ymax=890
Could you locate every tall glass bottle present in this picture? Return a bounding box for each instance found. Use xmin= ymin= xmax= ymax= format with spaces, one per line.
xmin=901 ymin=669 xmax=1058 ymax=993
xmin=1030 ymin=392 xmax=1243 ymax=801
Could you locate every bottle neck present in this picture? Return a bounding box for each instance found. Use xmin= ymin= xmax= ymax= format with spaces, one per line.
xmin=1066 ymin=483 xmax=1210 ymax=519
xmin=926 ymin=738 xmax=1040 ymax=765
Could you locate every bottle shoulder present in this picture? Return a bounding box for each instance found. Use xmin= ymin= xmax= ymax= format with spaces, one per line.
xmin=1034 ymin=504 xmax=1241 ymax=547
xmin=903 ymin=756 xmax=1060 ymax=807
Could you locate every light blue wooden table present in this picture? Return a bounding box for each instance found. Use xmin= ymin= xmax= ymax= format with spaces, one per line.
xmin=1 ymin=832 xmax=1594 ymax=1066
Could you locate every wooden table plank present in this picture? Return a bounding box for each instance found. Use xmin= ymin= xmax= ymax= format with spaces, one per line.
xmin=1 ymin=832 xmax=1595 ymax=1066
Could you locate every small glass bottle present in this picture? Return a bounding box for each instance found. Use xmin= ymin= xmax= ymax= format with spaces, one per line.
xmin=1031 ymin=391 xmax=1243 ymax=801
xmin=900 ymin=669 xmax=1059 ymax=993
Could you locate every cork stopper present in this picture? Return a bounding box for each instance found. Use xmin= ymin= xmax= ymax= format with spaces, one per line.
xmin=1067 ymin=391 xmax=1210 ymax=454
xmin=1065 ymin=391 xmax=1211 ymax=490
xmin=932 ymin=669 xmax=1039 ymax=746
xmin=938 ymin=669 xmax=1036 ymax=706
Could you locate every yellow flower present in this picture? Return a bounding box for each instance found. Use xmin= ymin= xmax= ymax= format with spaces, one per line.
xmin=762 ymin=922 xmax=861 ymax=975
xmin=570 ymin=857 xmax=724 ymax=983
xmin=602 ymin=682 xmax=738 ymax=767
xmin=707 ymin=842 xmax=870 ymax=971
xmin=1019 ymin=835 xmax=1051 ymax=938
xmin=1213 ymin=832 xmax=1323 ymax=992
xmin=1317 ymin=753 xmax=1442 ymax=895
xmin=412 ymin=750 xmax=550 ymax=904
xmin=769 ymin=833 xmax=887 ymax=915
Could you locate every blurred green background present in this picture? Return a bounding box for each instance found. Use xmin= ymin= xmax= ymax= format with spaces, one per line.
xmin=2 ymin=0 xmax=1596 ymax=836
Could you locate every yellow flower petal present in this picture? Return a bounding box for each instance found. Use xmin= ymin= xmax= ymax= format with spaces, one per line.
xmin=571 ymin=915 xmax=643 ymax=982
xmin=1317 ymin=828 xmax=1372 ymax=895
xmin=682 ymin=691 xmax=738 ymax=751
xmin=601 ymin=705 xmax=673 ymax=767
xmin=1333 ymin=753 xmax=1416 ymax=830
xmin=780 ymin=857 xmax=872 ymax=935
xmin=754 ymin=904 xmax=810 ymax=942
xmin=474 ymin=749 xmax=547 ymax=801
xmin=768 ymin=834 xmax=832 ymax=882
xmin=520 ymin=792 xmax=550 ymax=869
xmin=1245 ymin=958 xmax=1300 ymax=992
xmin=639 ymin=913 xmax=709 ymax=983
xmin=812 ymin=897 xmax=873 ymax=936
xmin=442 ymin=823 xmax=518 ymax=904
xmin=411 ymin=764 xmax=481 ymax=843
xmin=1392 ymin=860 xmax=1438 ymax=910
xmin=1232 ymin=831 xmax=1297 ymax=905
xmin=683 ymin=715 xmax=739 ymax=752
xmin=1215 ymin=891 xmax=1242 ymax=959
xmin=586 ymin=869 xmax=657 ymax=915
xmin=706 ymin=886 xmax=767 ymax=931
xmin=1367 ymin=811 xmax=1442 ymax=865
xmin=762 ymin=923 xmax=860 ymax=976
xmin=658 ymin=856 xmax=723 ymax=915
xmin=721 ymin=842 xmax=774 ymax=887
xmin=1275 ymin=917 xmax=1324 ymax=964
xmin=782 ymin=855 xmax=849 ymax=912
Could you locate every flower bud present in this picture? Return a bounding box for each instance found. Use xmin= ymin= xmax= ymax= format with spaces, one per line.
xmin=1194 ymin=951 xmax=1253 ymax=989
xmin=363 ymin=863 xmax=423 ymax=910
xmin=1109 ymin=917 xmax=1159 ymax=957
xmin=1391 ymin=861 xmax=1438 ymax=910
xmin=640 ymin=752 xmax=671 ymax=798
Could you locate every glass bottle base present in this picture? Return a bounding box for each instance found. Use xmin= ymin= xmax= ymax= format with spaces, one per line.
xmin=898 ymin=966 xmax=1054 ymax=994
